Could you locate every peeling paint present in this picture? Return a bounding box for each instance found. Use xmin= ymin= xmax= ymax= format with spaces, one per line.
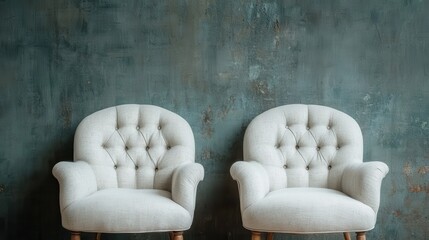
xmin=251 ymin=80 xmax=271 ymax=97
xmin=393 ymin=210 xmax=401 ymax=217
xmin=274 ymin=19 xmax=281 ymax=33
xmin=202 ymin=149 xmax=211 ymax=160
xmin=60 ymin=101 xmax=72 ymax=128
xmin=403 ymin=162 xmax=412 ymax=177
xmin=202 ymin=106 xmax=213 ymax=138
xmin=403 ymin=162 xmax=429 ymax=194
xmin=218 ymin=96 xmax=236 ymax=119
xmin=249 ymin=65 xmax=261 ymax=81
xmin=417 ymin=166 xmax=429 ymax=175
xmin=363 ymin=94 xmax=371 ymax=102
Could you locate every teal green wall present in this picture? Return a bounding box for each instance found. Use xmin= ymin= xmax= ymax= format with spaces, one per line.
xmin=1 ymin=0 xmax=428 ymax=239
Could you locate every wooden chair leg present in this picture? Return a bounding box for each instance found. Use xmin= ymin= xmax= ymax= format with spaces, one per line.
xmin=71 ymin=232 xmax=81 ymax=240
xmin=96 ymin=233 xmax=101 ymax=240
xmin=171 ymin=231 xmax=184 ymax=240
xmin=267 ymin=232 xmax=274 ymax=240
xmin=343 ymin=232 xmax=351 ymax=240
xmin=169 ymin=232 xmax=174 ymax=240
xmin=251 ymin=232 xmax=262 ymax=240
xmin=356 ymin=232 xmax=366 ymax=240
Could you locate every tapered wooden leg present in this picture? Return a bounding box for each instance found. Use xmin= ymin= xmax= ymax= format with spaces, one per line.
xmin=171 ymin=231 xmax=184 ymax=240
xmin=71 ymin=232 xmax=81 ymax=240
xmin=267 ymin=232 xmax=274 ymax=240
xmin=169 ymin=232 xmax=174 ymax=240
xmin=251 ymin=232 xmax=262 ymax=240
xmin=356 ymin=232 xmax=366 ymax=240
xmin=343 ymin=232 xmax=351 ymax=240
xmin=95 ymin=233 xmax=101 ymax=240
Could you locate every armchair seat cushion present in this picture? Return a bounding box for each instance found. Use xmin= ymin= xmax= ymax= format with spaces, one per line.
xmin=242 ymin=188 xmax=375 ymax=234
xmin=62 ymin=188 xmax=191 ymax=233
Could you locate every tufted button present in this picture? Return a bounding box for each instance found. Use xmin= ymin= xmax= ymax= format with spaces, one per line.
xmin=155 ymin=167 xmax=159 ymax=171
xmin=158 ymin=125 xmax=162 ymax=130
xmin=167 ymin=145 xmax=171 ymax=150
xmin=276 ymin=143 xmax=281 ymax=148
xmin=328 ymin=165 xmax=332 ymax=170
xmin=306 ymin=126 xmax=310 ymax=130
xmin=115 ymin=126 xmax=119 ymax=130
xmin=283 ymin=164 xmax=287 ymax=169
xmin=316 ymin=146 xmax=321 ymax=151
xmin=146 ymin=146 xmax=150 ymax=151
xmin=114 ymin=165 xmax=118 ymax=169
xmin=295 ymin=145 xmax=300 ymax=149
xmin=285 ymin=125 xmax=289 ymax=129
xmin=327 ymin=125 xmax=331 ymax=130
xmin=336 ymin=146 xmax=340 ymax=150
xmin=306 ymin=166 xmax=310 ymax=170
xmin=135 ymin=165 xmax=139 ymax=170
xmin=125 ymin=146 xmax=129 ymax=150
xmin=102 ymin=144 xmax=106 ymax=148
xmin=136 ymin=126 xmax=140 ymax=130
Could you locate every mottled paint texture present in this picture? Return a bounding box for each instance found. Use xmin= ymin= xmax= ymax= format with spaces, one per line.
xmin=0 ymin=0 xmax=428 ymax=239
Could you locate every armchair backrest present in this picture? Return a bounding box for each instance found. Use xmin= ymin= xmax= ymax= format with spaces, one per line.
xmin=74 ymin=104 xmax=195 ymax=191
xmin=243 ymin=104 xmax=363 ymax=191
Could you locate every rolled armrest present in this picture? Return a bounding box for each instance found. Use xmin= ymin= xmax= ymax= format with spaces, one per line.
xmin=342 ymin=161 xmax=389 ymax=213
xmin=171 ymin=163 xmax=204 ymax=216
xmin=52 ymin=161 xmax=97 ymax=211
xmin=230 ymin=161 xmax=270 ymax=212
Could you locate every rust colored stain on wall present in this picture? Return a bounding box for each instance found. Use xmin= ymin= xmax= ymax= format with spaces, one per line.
xmin=408 ymin=184 xmax=429 ymax=193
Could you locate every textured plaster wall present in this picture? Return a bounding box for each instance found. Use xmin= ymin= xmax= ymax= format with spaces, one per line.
xmin=0 ymin=0 xmax=428 ymax=239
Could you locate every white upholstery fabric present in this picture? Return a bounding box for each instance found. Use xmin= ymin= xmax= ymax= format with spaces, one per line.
xmin=52 ymin=161 xmax=97 ymax=211
xmin=243 ymin=104 xmax=364 ymax=191
xmin=62 ymin=189 xmax=191 ymax=233
xmin=231 ymin=104 xmax=389 ymax=234
xmin=73 ymin=104 xmax=196 ymax=191
xmin=172 ymin=163 xmax=205 ymax=215
xmin=242 ymin=188 xmax=375 ymax=233
xmin=229 ymin=161 xmax=270 ymax=212
xmin=53 ymin=104 xmax=204 ymax=233
xmin=342 ymin=162 xmax=389 ymax=213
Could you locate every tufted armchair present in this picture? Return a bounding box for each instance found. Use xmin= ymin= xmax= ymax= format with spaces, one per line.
xmin=53 ymin=104 xmax=204 ymax=240
xmin=230 ymin=104 xmax=389 ymax=240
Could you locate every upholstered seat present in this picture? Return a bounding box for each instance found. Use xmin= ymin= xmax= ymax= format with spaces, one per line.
xmin=231 ymin=104 xmax=388 ymax=240
xmin=53 ymin=104 xmax=204 ymax=240
xmin=242 ymin=188 xmax=375 ymax=233
xmin=62 ymin=188 xmax=191 ymax=232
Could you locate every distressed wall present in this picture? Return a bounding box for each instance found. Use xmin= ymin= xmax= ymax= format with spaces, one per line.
xmin=0 ymin=0 xmax=428 ymax=239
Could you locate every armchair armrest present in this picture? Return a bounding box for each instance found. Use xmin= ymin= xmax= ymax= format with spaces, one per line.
xmin=171 ymin=163 xmax=204 ymax=216
xmin=52 ymin=161 xmax=97 ymax=211
xmin=342 ymin=161 xmax=389 ymax=213
xmin=230 ymin=161 xmax=270 ymax=212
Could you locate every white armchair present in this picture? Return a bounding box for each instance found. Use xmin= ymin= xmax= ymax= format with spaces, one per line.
xmin=230 ymin=104 xmax=388 ymax=240
xmin=53 ymin=104 xmax=204 ymax=240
